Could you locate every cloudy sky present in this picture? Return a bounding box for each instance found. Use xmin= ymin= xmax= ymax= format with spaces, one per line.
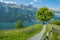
xmin=0 ymin=0 xmax=60 ymax=8
xmin=0 ymin=0 xmax=60 ymax=17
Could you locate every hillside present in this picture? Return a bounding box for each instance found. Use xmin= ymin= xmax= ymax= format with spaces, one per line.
xmin=0 ymin=24 xmax=43 ymax=40
xmin=0 ymin=1 xmax=37 ymax=23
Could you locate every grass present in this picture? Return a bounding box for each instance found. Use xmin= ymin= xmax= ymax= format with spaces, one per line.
xmin=40 ymin=24 xmax=60 ymax=40
xmin=52 ymin=24 xmax=60 ymax=30
xmin=51 ymin=31 xmax=60 ymax=40
xmin=51 ymin=25 xmax=60 ymax=40
xmin=0 ymin=24 xmax=43 ymax=40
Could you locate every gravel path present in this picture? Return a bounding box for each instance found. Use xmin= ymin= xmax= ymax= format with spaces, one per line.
xmin=29 ymin=25 xmax=46 ymax=40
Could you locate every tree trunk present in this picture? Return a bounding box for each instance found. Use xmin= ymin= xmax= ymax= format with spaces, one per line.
xmin=43 ymin=21 xmax=45 ymax=24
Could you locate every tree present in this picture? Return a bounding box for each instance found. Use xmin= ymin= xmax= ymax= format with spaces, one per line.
xmin=16 ymin=20 xmax=23 ymax=29
xmin=36 ymin=7 xmax=54 ymax=24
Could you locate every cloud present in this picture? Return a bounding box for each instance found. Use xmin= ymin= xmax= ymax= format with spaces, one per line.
xmin=50 ymin=8 xmax=56 ymax=10
xmin=0 ymin=0 xmax=17 ymax=4
xmin=30 ymin=2 xmax=33 ymax=4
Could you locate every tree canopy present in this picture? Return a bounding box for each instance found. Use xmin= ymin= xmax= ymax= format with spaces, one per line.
xmin=36 ymin=7 xmax=54 ymax=24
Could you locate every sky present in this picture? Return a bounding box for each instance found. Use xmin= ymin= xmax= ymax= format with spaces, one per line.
xmin=0 ymin=0 xmax=60 ymax=17
xmin=0 ymin=0 xmax=60 ymax=8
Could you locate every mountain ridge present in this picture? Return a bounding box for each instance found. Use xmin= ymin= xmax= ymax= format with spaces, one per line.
xmin=0 ymin=1 xmax=60 ymax=26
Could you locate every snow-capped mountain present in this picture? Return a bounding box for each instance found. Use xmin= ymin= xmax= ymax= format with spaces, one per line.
xmin=50 ymin=8 xmax=60 ymax=20
xmin=0 ymin=1 xmax=37 ymax=11
xmin=0 ymin=1 xmax=60 ymax=26
xmin=0 ymin=1 xmax=37 ymax=24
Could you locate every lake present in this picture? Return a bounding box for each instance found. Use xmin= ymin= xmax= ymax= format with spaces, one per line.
xmin=0 ymin=22 xmax=34 ymax=30
xmin=0 ymin=22 xmax=40 ymax=30
xmin=0 ymin=23 xmax=15 ymax=30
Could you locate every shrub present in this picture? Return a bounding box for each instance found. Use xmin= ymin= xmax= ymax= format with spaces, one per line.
xmin=50 ymin=20 xmax=60 ymax=25
xmin=16 ymin=20 xmax=23 ymax=29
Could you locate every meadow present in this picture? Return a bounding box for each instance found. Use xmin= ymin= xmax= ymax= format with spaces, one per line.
xmin=0 ymin=24 xmax=43 ymax=40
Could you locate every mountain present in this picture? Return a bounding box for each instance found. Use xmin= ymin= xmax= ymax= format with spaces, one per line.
xmin=50 ymin=8 xmax=60 ymax=20
xmin=0 ymin=1 xmax=37 ymax=23
xmin=0 ymin=1 xmax=38 ymax=26
xmin=50 ymin=8 xmax=60 ymax=13
xmin=0 ymin=1 xmax=60 ymax=26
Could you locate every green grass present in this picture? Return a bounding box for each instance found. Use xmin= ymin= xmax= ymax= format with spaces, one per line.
xmin=51 ymin=31 xmax=60 ymax=40
xmin=40 ymin=24 xmax=60 ymax=40
xmin=51 ymin=25 xmax=60 ymax=40
xmin=52 ymin=24 xmax=60 ymax=30
xmin=0 ymin=24 xmax=43 ymax=40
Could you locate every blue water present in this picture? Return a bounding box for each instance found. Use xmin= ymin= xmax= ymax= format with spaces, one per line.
xmin=0 ymin=23 xmax=16 ymax=30
xmin=0 ymin=22 xmax=34 ymax=30
xmin=0 ymin=22 xmax=40 ymax=30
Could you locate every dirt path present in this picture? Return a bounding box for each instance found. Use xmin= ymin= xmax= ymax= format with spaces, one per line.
xmin=29 ymin=25 xmax=46 ymax=40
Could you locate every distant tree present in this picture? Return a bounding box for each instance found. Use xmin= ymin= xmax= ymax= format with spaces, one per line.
xmin=36 ymin=7 xmax=54 ymax=24
xmin=50 ymin=20 xmax=60 ymax=25
xmin=16 ymin=20 xmax=23 ymax=29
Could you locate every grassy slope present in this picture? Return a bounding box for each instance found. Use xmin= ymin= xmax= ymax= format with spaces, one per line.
xmin=0 ymin=24 xmax=43 ymax=40
xmin=40 ymin=24 xmax=60 ymax=40
xmin=51 ymin=31 xmax=60 ymax=40
xmin=51 ymin=25 xmax=60 ymax=40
